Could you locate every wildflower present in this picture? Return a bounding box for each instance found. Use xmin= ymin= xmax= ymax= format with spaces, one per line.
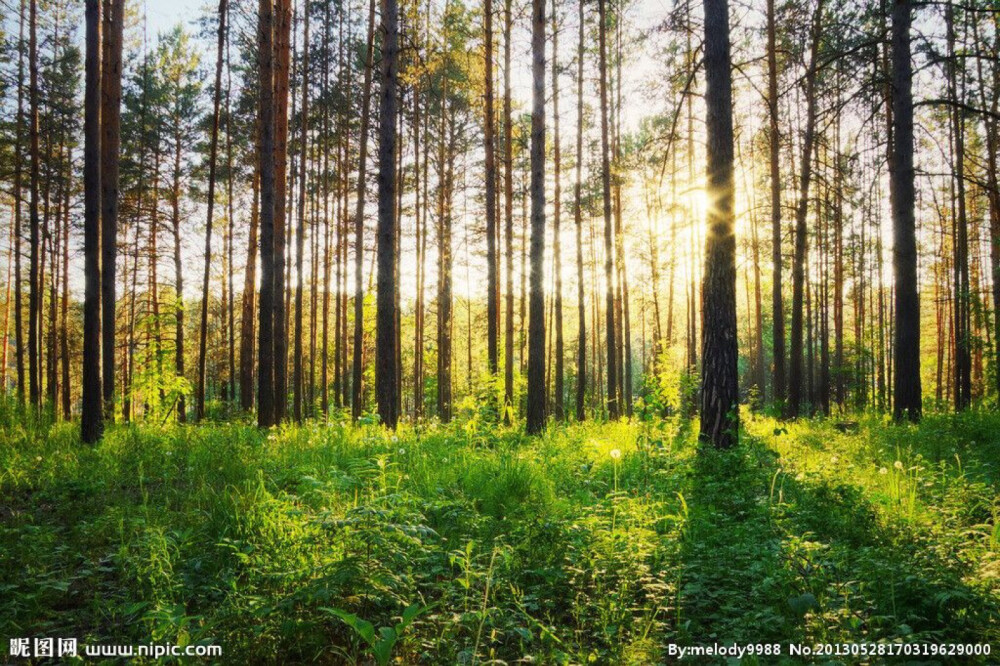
xmin=879 ymin=467 xmax=888 ymax=475
xmin=894 ymin=460 xmax=904 ymax=470
xmin=165 ymin=451 xmax=173 ymax=456
xmin=35 ymin=456 xmax=42 ymax=463
xmin=442 ymin=457 xmax=449 ymax=464
xmin=398 ymin=448 xmax=406 ymax=455
xmin=830 ymin=455 xmax=839 ymax=464
xmin=610 ymin=449 xmax=622 ymax=460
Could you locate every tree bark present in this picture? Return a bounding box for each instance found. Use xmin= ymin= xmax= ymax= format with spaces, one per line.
xmin=890 ymin=0 xmax=921 ymax=420
xmin=699 ymin=0 xmax=739 ymax=448
xmin=526 ymin=0 xmax=547 ymax=434
xmin=82 ymin=0 xmax=103 ymax=443
xmin=376 ymin=0 xmax=400 ymax=429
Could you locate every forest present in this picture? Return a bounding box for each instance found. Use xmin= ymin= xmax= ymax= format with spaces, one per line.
xmin=0 ymin=0 xmax=999 ymax=661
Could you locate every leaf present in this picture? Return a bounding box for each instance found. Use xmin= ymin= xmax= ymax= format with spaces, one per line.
xmin=320 ymin=607 xmax=376 ymax=645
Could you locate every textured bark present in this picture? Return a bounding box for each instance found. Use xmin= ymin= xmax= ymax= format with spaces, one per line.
xmin=376 ymin=0 xmax=400 ymax=429
xmin=82 ymin=0 xmax=103 ymax=443
xmin=273 ymin=0 xmax=292 ymax=422
xmin=437 ymin=98 xmax=453 ymax=424
xmin=526 ymin=0 xmax=547 ymax=435
xmin=699 ymin=0 xmax=739 ymax=449
xmin=890 ymin=0 xmax=921 ymax=420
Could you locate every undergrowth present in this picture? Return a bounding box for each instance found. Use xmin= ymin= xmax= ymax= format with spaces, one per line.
xmin=1 ymin=405 xmax=998 ymax=663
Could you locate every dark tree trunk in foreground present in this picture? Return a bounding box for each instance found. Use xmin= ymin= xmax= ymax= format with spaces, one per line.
xmin=376 ymin=0 xmax=400 ymax=429
xmin=598 ymin=0 xmax=617 ymax=419
xmin=352 ymin=0 xmax=376 ymax=421
xmin=273 ymin=0 xmax=292 ymax=422
xmin=699 ymin=0 xmax=739 ymax=448
xmin=890 ymin=0 xmax=921 ymax=421
xmin=526 ymin=0 xmax=547 ymax=435
xmin=82 ymin=0 xmax=103 ymax=443
xmin=257 ymin=0 xmax=277 ymax=427
xmin=197 ymin=0 xmax=229 ymax=421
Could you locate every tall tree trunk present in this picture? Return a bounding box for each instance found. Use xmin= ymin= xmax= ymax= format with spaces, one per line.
xmin=484 ymin=0 xmax=499 ymax=379
xmin=239 ymin=163 xmax=260 ymax=412
xmin=890 ymin=0 xmax=921 ymax=420
xmin=598 ymin=0 xmax=617 ymax=419
xmin=272 ymin=0 xmax=292 ymax=422
xmin=437 ymin=97 xmax=453 ymax=423
xmin=352 ymin=0 xmax=376 ymax=420
xmin=196 ymin=0 xmax=229 ymax=420
xmin=946 ymin=4 xmax=970 ymax=411
xmin=787 ymin=0 xmax=823 ymax=417
xmin=551 ymin=0 xmax=564 ymax=420
xmin=767 ymin=0 xmax=784 ymax=405
xmin=574 ymin=0 xmax=586 ymax=421
xmin=526 ymin=0 xmax=547 ymax=434
xmin=699 ymin=0 xmax=739 ymax=448
xmin=82 ymin=0 xmax=103 ymax=443
xmin=99 ymin=0 xmax=123 ymax=421
xmin=376 ymin=0 xmax=400 ymax=429
xmin=257 ymin=0 xmax=277 ymax=427
xmin=503 ymin=0 xmax=515 ymax=422
xmin=27 ymin=0 xmax=41 ymax=411
xmin=293 ymin=0 xmax=309 ymax=422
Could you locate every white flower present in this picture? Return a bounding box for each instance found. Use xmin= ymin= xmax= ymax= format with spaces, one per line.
xmin=879 ymin=467 xmax=888 ymax=475
xmin=610 ymin=449 xmax=622 ymax=460
xmin=830 ymin=455 xmax=839 ymax=464
xmin=398 ymin=448 xmax=406 ymax=455
xmin=894 ymin=460 xmax=904 ymax=470
xmin=35 ymin=456 xmax=42 ymax=463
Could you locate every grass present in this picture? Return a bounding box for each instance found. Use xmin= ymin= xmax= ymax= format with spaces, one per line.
xmin=1 ymin=405 xmax=998 ymax=663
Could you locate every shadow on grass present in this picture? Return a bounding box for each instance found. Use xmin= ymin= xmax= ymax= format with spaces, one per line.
xmin=673 ymin=432 xmax=999 ymax=655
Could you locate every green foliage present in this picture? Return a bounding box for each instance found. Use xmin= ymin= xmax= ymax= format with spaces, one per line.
xmin=1 ymin=411 xmax=998 ymax=662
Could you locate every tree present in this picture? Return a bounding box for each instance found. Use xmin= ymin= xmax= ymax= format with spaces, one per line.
xmin=376 ymin=0 xmax=400 ymax=429
xmin=699 ymin=0 xmax=739 ymax=448
xmin=573 ymin=0 xmax=586 ymax=421
xmin=197 ymin=0 xmax=230 ymax=421
xmin=525 ymin=0 xmax=547 ymax=434
xmin=598 ymin=0 xmax=617 ymax=419
xmin=484 ymin=0 xmax=500 ymax=379
xmin=352 ymin=0 xmax=377 ymax=421
xmin=890 ymin=0 xmax=920 ymax=421
xmin=787 ymin=0 xmax=824 ymax=417
xmin=293 ymin=0 xmax=309 ymax=422
xmin=257 ymin=0 xmax=277 ymax=427
xmin=767 ymin=0 xmax=784 ymax=405
xmin=81 ymin=0 xmax=103 ymax=443
xmin=100 ymin=0 xmax=124 ymax=422
xmin=550 ymin=0 xmax=564 ymax=420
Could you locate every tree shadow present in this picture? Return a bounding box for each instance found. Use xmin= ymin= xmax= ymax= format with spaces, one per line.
xmin=671 ymin=433 xmax=999 ymax=653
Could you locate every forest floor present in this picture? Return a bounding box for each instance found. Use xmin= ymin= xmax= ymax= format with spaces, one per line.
xmin=1 ymin=405 xmax=999 ymax=664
